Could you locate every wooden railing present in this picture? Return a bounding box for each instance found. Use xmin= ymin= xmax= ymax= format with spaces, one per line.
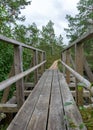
xmin=61 ymin=29 xmax=93 ymax=106
xmin=0 ymin=35 xmax=46 ymax=112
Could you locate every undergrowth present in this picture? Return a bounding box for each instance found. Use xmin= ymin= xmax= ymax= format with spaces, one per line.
xmin=80 ymin=107 xmax=93 ymax=130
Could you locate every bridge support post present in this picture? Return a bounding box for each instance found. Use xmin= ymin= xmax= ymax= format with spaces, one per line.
xmin=75 ymin=43 xmax=84 ymax=106
xmin=66 ymin=50 xmax=70 ymax=84
xmin=40 ymin=52 xmax=44 ymax=74
xmin=14 ymin=45 xmax=24 ymax=109
xmin=62 ymin=52 xmax=66 ymax=76
xmin=33 ymin=50 xmax=38 ymax=84
xmin=43 ymin=52 xmax=46 ymax=71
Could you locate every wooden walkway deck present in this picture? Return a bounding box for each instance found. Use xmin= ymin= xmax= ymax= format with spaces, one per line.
xmin=7 ymin=69 xmax=87 ymax=130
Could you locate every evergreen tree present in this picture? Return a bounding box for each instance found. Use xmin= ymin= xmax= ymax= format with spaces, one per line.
xmin=65 ymin=0 xmax=93 ymax=43
xmin=0 ymin=0 xmax=31 ymax=36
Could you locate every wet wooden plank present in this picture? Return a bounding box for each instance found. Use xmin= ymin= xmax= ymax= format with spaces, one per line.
xmin=7 ymin=71 xmax=49 ymax=130
xmin=58 ymin=71 xmax=87 ymax=130
xmin=27 ymin=70 xmax=53 ymax=130
xmin=48 ymin=70 xmax=66 ymax=130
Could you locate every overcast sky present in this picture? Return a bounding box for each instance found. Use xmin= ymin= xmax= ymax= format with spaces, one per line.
xmin=21 ymin=0 xmax=80 ymax=44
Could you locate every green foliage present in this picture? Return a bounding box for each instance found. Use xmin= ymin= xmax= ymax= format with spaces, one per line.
xmin=80 ymin=107 xmax=93 ymax=129
xmin=65 ymin=0 xmax=93 ymax=43
xmin=0 ymin=43 xmax=13 ymax=82
xmin=0 ymin=124 xmax=8 ymax=130
xmin=79 ymin=123 xmax=85 ymax=129
xmin=64 ymin=101 xmax=74 ymax=106
xmin=58 ymin=61 xmax=63 ymax=72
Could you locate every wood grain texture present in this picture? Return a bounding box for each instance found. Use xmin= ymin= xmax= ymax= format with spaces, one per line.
xmin=7 ymin=71 xmax=48 ymax=130
xmin=60 ymin=60 xmax=92 ymax=92
xmin=0 ymin=61 xmax=46 ymax=91
xmin=48 ymin=70 xmax=66 ymax=130
xmin=14 ymin=45 xmax=24 ymax=108
xmin=34 ymin=50 xmax=38 ymax=84
xmin=7 ymin=70 xmax=86 ymax=130
xmin=58 ymin=71 xmax=87 ymax=130
xmin=62 ymin=28 xmax=93 ymax=51
xmin=0 ymin=34 xmax=45 ymax=53
xmin=27 ymin=70 xmax=53 ymax=130
xmin=66 ymin=50 xmax=70 ymax=84
xmin=0 ymin=104 xmax=18 ymax=113
xmin=75 ymin=43 xmax=84 ymax=105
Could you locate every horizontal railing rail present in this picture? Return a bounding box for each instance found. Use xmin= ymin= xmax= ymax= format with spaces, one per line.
xmin=60 ymin=60 xmax=93 ymax=93
xmin=0 ymin=61 xmax=46 ymax=91
xmin=62 ymin=29 xmax=93 ymax=51
xmin=0 ymin=34 xmax=45 ymax=53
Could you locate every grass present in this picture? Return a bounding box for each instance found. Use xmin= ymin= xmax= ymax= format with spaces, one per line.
xmin=80 ymin=107 xmax=93 ymax=130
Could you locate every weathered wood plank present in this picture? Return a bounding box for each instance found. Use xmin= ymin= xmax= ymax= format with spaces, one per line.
xmin=40 ymin=52 xmax=44 ymax=74
xmin=7 ymin=70 xmax=48 ymax=130
xmin=62 ymin=28 xmax=93 ymax=51
xmin=34 ymin=50 xmax=38 ymax=84
xmin=58 ymin=72 xmax=87 ymax=130
xmin=27 ymin=70 xmax=53 ymax=130
xmin=0 ymin=34 xmax=45 ymax=53
xmin=24 ymin=82 xmax=34 ymax=89
xmin=75 ymin=43 xmax=84 ymax=105
xmin=60 ymin=60 xmax=92 ymax=93
xmin=0 ymin=104 xmax=18 ymax=113
xmin=71 ymin=90 xmax=90 ymax=98
xmin=66 ymin=50 xmax=70 ymax=84
xmin=62 ymin=52 xmax=66 ymax=75
xmin=14 ymin=45 xmax=24 ymax=108
xmin=48 ymin=70 xmax=66 ymax=130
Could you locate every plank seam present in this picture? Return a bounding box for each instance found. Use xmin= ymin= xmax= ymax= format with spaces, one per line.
xmin=57 ymin=71 xmax=68 ymax=130
xmin=45 ymin=70 xmax=53 ymax=130
xmin=25 ymin=70 xmax=49 ymax=130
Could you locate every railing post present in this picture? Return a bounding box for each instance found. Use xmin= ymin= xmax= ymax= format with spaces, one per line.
xmin=14 ymin=45 xmax=24 ymax=109
xmin=40 ymin=52 xmax=44 ymax=74
xmin=33 ymin=50 xmax=38 ymax=84
xmin=43 ymin=52 xmax=46 ymax=71
xmin=62 ymin=52 xmax=66 ymax=76
xmin=66 ymin=50 xmax=70 ymax=84
xmin=75 ymin=43 xmax=84 ymax=106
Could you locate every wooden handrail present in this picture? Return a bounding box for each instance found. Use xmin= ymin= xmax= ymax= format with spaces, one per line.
xmin=62 ymin=29 xmax=93 ymax=52
xmin=60 ymin=60 xmax=93 ymax=94
xmin=0 ymin=34 xmax=45 ymax=53
xmin=0 ymin=61 xmax=46 ymax=91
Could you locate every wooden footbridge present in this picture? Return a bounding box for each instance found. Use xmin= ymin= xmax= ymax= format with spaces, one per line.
xmin=0 ymin=30 xmax=93 ymax=129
